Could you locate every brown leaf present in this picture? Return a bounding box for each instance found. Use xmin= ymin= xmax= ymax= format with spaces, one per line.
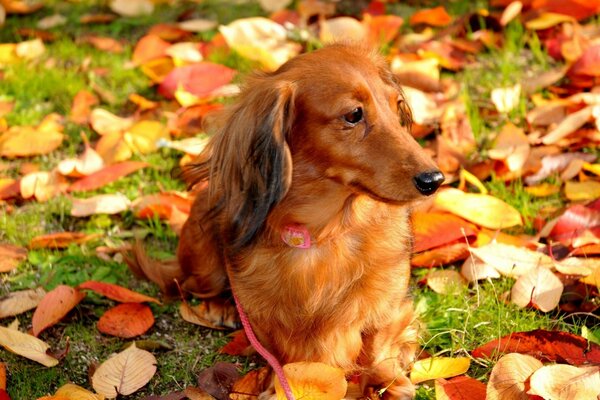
xmin=29 ymin=232 xmax=100 ymax=249
xmin=471 ymin=329 xmax=600 ymax=365
xmin=230 ymin=367 xmax=270 ymax=400
xmin=32 ymin=285 xmax=85 ymax=336
xmin=179 ymin=299 xmax=239 ymax=330
xmin=0 ymin=326 xmax=58 ymax=367
xmin=0 ymin=288 xmax=46 ymax=319
xmin=486 ymin=353 xmax=542 ymax=400
xmin=435 ymin=375 xmax=486 ymax=400
xmin=97 ymin=303 xmax=154 ymax=338
xmin=197 ymin=362 xmax=239 ymax=400
xmin=0 ymin=243 xmax=27 ymax=273
xmin=541 ymin=106 xmax=593 ymax=145
xmin=78 ymin=281 xmax=160 ymax=304
xmin=511 ymin=266 xmax=564 ymax=312
xmin=92 ymin=343 xmax=157 ymax=397
xmin=425 ymin=270 xmax=466 ymax=294
xmin=528 ymin=364 xmax=600 ymax=400
xmin=68 ymin=161 xmax=148 ymax=192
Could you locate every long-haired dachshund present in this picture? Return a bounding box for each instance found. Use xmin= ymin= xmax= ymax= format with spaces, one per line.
xmin=138 ymin=44 xmax=443 ymax=399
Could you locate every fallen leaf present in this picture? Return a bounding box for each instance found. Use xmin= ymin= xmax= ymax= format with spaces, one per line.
xmin=528 ymin=364 xmax=600 ymax=400
xmin=20 ymin=170 xmax=68 ymax=202
xmin=488 ymin=123 xmax=530 ymax=172
xmin=97 ymin=303 xmax=154 ymax=338
xmin=230 ymin=367 xmax=270 ymax=400
xmin=89 ymin=108 xmax=134 ymax=136
xmin=92 ymin=343 xmax=157 ymax=398
xmin=37 ymin=13 xmax=67 ymax=29
xmin=500 ymin=1 xmax=523 ymax=26
xmin=511 ymin=265 xmax=564 ymax=311
xmin=197 ymin=362 xmax=240 ymax=400
xmin=57 ymin=145 xmax=104 ymax=177
xmin=469 ymin=242 xmax=554 ymax=278
xmin=569 ymin=44 xmax=600 ymax=77
xmin=132 ymin=192 xmax=192 ymax=220
xmin=220 ymin=330 xmax=253 ymax=356
xmin=410 ymin=357 xmax=471 ymax=384
xmin=158 ymin=63 xmax=236 ymax=101
xmin=525 ymin=12 xmax=575 ymax=30
xmin=0 ymin=288 xmax=46 ymax=319
xmin=0 ymin=362 xmax=5 ymax=389
xmin=78 ymin=281 xmax=160 ymax=304
xmin=275 ymin=362 xmax=347 ymax=400
xmin=471 ymin=329 xmax=600 ymax=365
xmin=132 ymin=34 xmax=170 ymax=65
xmin=80 ymin=35 xmax=123 ymax=53
xmin=549 ymin=204 xmax=600 ymax=244
xmin=411 ymin=242 xmax=470 ymax=268
xmin=178 ymin=18 xmax=218 ymax=33
xmin=219 ymin=17 xmax=301 ymax=71
xmin=0 ymin=243 xmax=27 ymax=273
xmin=109 ymin=0 xmax=153 ymax=17
xmin=486 ymin=353 xmax=542 ymax=400
xmin=123 ymin=120 xmax=170 ymax=155
xmin=581 ymin=265 xmax=600 ymax=288
xmin=525 ymin=152 xmax=596 ymax=185
xmin=15 ymin=38 xmax=44 ymax=60
xmin=0 ymin=325 xmax=58 ymax=367
xmin=54 ymin=383 xmax=104 ymax=400
xmin=29 ymin=232 xmax=100 ymax=249
xmin=70 ymin=193 xmax=131 ymax=217
xmin=409 ymin=6 xmax=452 ymax=27
xmin=69 ymin=90 xmax=99 ymax=125
xmin=166 ymin=42 xmax=203 ymax=65
xmin=461 ymin=255 xmax=502 ymax=282
xmin=434 ymin=188 xmax=522 ymax=229
xmin=363 ymin=14 xmax=404 ymax=47
xmin=565 ymin=180 xmax=600 ymax=201
xmin=319 ymin=17 xmax=366 ymax=44
xmin=258 ymin=0 xmax=292 ymax=12
xmin=32 ymin=285 xmax=86 ymax=336
xmin=491 ymin=84 xmax=522 ymax=113
xmin=435 ymin=375 xmax=487 ymax=400
xmin=541 ymin=106 xmax=593 ymax=145
xmin=524 ymin=182 xmax=561 ymax=197
xmin=0 ymin=113 xmax=64 ymax=157
xmin=411 ymin=212 xmax=477 ymax=253
xmin=179 ymin=299 xmax=239 ymax=330
xmin=425 ymin=270 xmax=466 ymax=294
xmin=68 ymin=161 xmax=148 ymax=192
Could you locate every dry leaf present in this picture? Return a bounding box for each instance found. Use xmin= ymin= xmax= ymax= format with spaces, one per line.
xmin=409 ymin=6 xmax=452 ymax=27
xmin=434 ymin=188 xmax=522 ymax=229
xmin=68 ymin=161 xmax=148 ymax=192
xmin=488 ymin=123 xmax=530 ymax=172
xmin=78 ymin=281 xmax=160 ymax=304
xmin=565 ymin=180 xmax=600 ymax=201
xmin=97 ymin=303 xmax=154 ymax=338
xmin=511 ymin=266 xmax=564 ymax=312
xmin=20 ymin=170 xmax=68 ymax=202
xmin=70 ymin=193 xmax=131 ymax=217
xmin=500 ymin=1 xmax=522 ymax=26
xmin=411 ymin=211 xmax=477 ymax=253
xmin=555 ymin=257 xmax=596 ymax=276
xmin=109 ymin=0 xmax=153 ymax=17
xmin=528 ymin=364 xmax=600 ymax=400
xmin=542 ymin=106 xmax=593 ymax=145
xmin=69 ymin=90 xmax=99 ymax=125
xmin=29 ymin=232 xmax=100 ymax=249
xmin=230 ymin=367 xmax=270 ymax=400
xmin=89 ymin=108 xmax=134 ymax=136
xmin=219 ymin=17 xmax=300 ymax=71
xmin=123 ymin=120 xmax=169 ymax=154
xmin=0 ymin=114 xmax=64 ymax=157
xmin=469 ymin=242 xmax=554 ymax=278
xmin=32 ymin=285 xmax=86 ymax=336
xmin=197 ymin=362 xmax=240 ymax=399
xmin=54 ymin=383 xmax=104 ymax=400
xmin=486 ymin=353 xmax=542 ymax=400
xmin=491 ymin=84 xmax=521 ymax=113
xmin=426 ymin=270 xmax=466 ymax=294
xmin=319 ymin=17 xmax=366 ymax=44
xmin=0 ymin=325 xmax=58 ymax=367
xmin=179 ymin=299 xmax=239 ymax=330
xmin=165 ymin=42 xmax=203 ymax=65
xmin=461 ymin=256 xmax=501 ymax=282
xmin=411 ymin=242 xmax=471 ymax=268
xmin=0 ymin=288 xmax=46 ymax=319
xmin=275 ymin=362 xmax=347 ymax=400
xmin=435 ymin=375 xmax=487 ymax=400
xmin=178 ymin=18 xmax=218 ymax=33
xmin=0 ymin=243 xmax=27 ymax=273
xmin=37 ymin=14 xmax=66 ymax=29
xmin=525 ymin=12 xmax=575 ymax=30
xmin=410 ymin=357 xmax=471 ymax=384
xmin=15 ymin=38 xmax=44 ymax=60
xmin=57 ymin=145 xmax=104 ymax=177
xmin=132 ymin=34 xmax=170 ymax=65
xmin=92 ymin=343 xmax=157 ymax=398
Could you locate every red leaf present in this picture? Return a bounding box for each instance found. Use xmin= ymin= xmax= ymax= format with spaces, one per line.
xmin=97 ymin=303 xmax=154 ymax=338
xmin=411 ymin=242 xmax=470 ymax=268
xmin=0 ymin=389 xmax=10 ymax=400
xmin=471 ymin=329 xmax=600 ymax=365
xmin=569 ymin=44 xmax=600 ymax=77
xmin=78 ymin=281 xmax=160 ymax=304
xmin=158 ymin=62 xmax=236 ymax=100
xmin=550 ymin=204 xmax=600 ymax=243
xmin=531 ymin=0 xmax=600 ymax=21
xmin=364 ymin=14 xmax=404 ymax=45
xmin=412 ymin=212 xmax=477 ymax=253
xmin=68 ymin=161 xmax=148 ymax=192
xmin=32 ymin=285 xmax=86 ymax=336
xmin=435 ymin=375 xmax=486 ymax=400
xmin=220 ymin=330 xmax=253 ymax=356
xmin=197 ymin=362 xmax=240 ymax=400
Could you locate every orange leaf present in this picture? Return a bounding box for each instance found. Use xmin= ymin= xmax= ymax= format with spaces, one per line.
xmin=412 ymin=211 xmax=477 ymax=253
xmin=275 ymin=362 xmax=347 ymax=400
xmin=158 ymin=62 xmax=236 ymax=100
xmin=68 ymin=161 xmax=148 ymax=192
xmin=80 ymin=35 xmax=123 ymax=53
xmin=97 ymin=303 xmax=154 ymax=338
xmin=435 ymin=375 xmax=487 ymax=400
xmin=411 ymin=242 xmax=470 ymax=268
xmin=29 ymin=232 xmax=100 ymax=249
xmin=409 ymin=6 xmax=452 ymax=27
xmin=0 ymin=114 xmax=64 ymax=158
xmin=32 ymin=285 xmax=85 ymax=336
xmin=69 ymin=90 xmax=99 ymax=125
xmin=531 ymin=0 xmax=600 ymax=21
xmin=78 ymin=281 xmax=160 ymax=304
xmin=132 ymin=34 xmax=171 ymax=65
xmin=363 ymin=14 xmax=404 ymax=46
xmin=0 ymin=243 xmax=27 ymax=273
xmin=0 ymin=362 xmax=6 ymax=390
xmin=220 ymin=330 xmax=253 ymax=356
xmin=230 ymin=367 xmax=270 ymax=400
xmin=133 ymin=192 xmax=192 ymax=219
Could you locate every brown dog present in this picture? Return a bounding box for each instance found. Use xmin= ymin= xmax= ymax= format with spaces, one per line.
xmin=141 ymin=44 xmax=443 ymax=399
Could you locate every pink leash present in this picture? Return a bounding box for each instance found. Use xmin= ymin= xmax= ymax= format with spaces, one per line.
xmin=233 ymin=293 xmax=296 ymax=400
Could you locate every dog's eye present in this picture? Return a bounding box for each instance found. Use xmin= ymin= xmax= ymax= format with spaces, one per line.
xmin=343 ymin=107 xmax=363 ymax=125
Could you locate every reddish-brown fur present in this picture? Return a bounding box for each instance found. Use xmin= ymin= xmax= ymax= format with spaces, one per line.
xmin=142 ymin=44 xmax=442 ymax=399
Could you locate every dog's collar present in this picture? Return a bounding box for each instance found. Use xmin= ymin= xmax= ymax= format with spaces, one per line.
xmin=281 ymin=224 xmax=311 ymax=249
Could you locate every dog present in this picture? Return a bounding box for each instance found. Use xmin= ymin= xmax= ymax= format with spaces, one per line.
xmin=137 ymin=43 xmax=444 ymax=399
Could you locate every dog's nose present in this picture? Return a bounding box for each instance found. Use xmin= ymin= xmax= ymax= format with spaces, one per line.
xmin=413 ymin=171 xmax=445 ymax=195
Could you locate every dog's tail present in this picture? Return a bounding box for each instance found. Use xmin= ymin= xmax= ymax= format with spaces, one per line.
xmin=124 ymin=240 xmax=184 ymax=297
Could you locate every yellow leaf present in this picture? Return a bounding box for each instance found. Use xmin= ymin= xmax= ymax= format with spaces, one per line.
xmin=487 ymin=353 xmax=542 ymax=400
xmin=511 ymin=266 xmax=563 ymax=312
xmin=0 ymin=325 xmax=58 ymax=367
xmin=89 ymin=108 xmax=133 ymax=136
xmin=0 ymin=114 xmax=64 ymax=157
xmin=219 ymin=17 xmax=300 ymax=71
xmin=459 ymin=168 xmax=488 ymax=194
xmin=410 ymin=357 xmax=470 ymax=384
xmin=92 ymin=343 xmax=156 ymax=398
xmin=525 ymin=12 xmax=575 ymax=30
xmin=55 ymin=383 xmax=105 ymax=400
xmin=319 ymin=17 xmax=367 ymax=44
xmin=109 ymin=0 xmax=153 ymax=17
xmin=583 ymin=162 xmax=600 ymax=176
xmin=491 ymin=84 xmax=521 ymax=113
xmin=20 ymin=170 xmax=68 ymax=202
xmin=525 ymin=183 xmax=560 ymax=197
xmin=528 ymin=365 xmax=600 ymax=400
xmin=0 ymin=43 xmax=18 ymax=66
xmin=274 ymin=362 xmax=347 ymax=400
xmin=470 ymin=242 xmax=554 ymax=278
xmin=95 ymin=131 xmax=132 ymax=164
xmin=434 ymin=188 xmax=522 ymax=229
xmin=426 ymin=270 xmax=465 ymax=294
xmin=565 ymin=180 xmax=600 ymax=201
xmin=15 ymin=38 xmax=45 ymax=60
xmin=124 ymin=120 xmax=169 ymax=154
xmin=140 ymin=57 xmax=174 ymax=83
xmin=581 ymin=265 xmax=600 ymax=288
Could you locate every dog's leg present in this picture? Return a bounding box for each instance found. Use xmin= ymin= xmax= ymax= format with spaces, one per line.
xmin=360 ymin=301 xmax=418 ymax=400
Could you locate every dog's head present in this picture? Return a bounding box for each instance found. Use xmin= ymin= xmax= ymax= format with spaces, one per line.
xmin=194 ymin=44 xmax=443 ymax=252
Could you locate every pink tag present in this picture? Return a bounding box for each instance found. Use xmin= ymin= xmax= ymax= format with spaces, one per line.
xmin=281 ymin=225 xmax=311 ymax=249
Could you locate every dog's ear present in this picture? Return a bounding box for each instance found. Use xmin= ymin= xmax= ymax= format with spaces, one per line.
xmin=209 ymin=76 xmax=295 ymax=253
